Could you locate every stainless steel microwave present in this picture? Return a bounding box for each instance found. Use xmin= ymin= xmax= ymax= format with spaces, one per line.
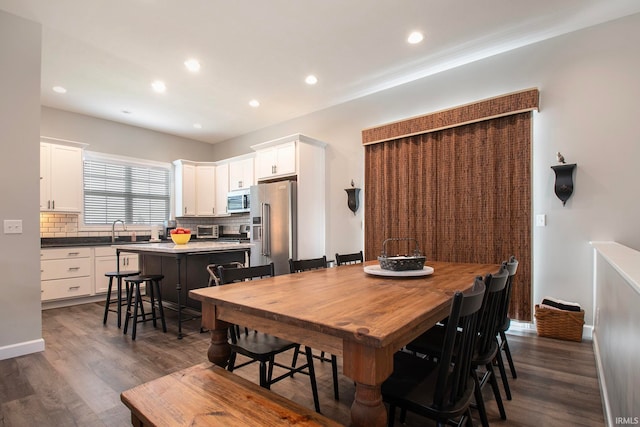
xmin=227 ymin=189 xmax=250 ymax=213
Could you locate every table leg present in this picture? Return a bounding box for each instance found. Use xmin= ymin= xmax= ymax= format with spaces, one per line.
xmin=352 ymin=383 xmax=387 ymax=427
xmin=201 ymin=302 xmax=231 ymax=367
xmin=342 ymin=340 xmax=394 ymax=427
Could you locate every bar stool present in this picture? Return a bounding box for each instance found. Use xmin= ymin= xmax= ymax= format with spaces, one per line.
xmin=123 ymin=274 xmax=167 ymax=340
xmin=103 ymin=270 xmax=141 ymax=328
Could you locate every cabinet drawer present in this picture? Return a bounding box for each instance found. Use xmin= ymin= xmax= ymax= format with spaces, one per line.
xmin=41 ymin=277 xmax=92 ymax=301
xmin=41 ymin=247 xmax=91 ymax=260
xmin=41 ymin=257 xmax=91 ymax=280
xmin=94 ymin=246 xmax=116 ymax=257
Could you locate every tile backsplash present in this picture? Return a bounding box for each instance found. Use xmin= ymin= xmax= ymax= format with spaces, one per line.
xmin=40 ymin=212 xmax=251 ymax=238
xmin=176 ymin=213 xmax=251 ymax=235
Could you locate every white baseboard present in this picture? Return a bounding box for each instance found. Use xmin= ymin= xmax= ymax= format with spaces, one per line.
xmin=0 ymin=338 xmax=45 ymax=361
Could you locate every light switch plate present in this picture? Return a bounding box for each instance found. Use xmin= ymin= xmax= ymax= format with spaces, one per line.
xmin=535 ymin=214 xmax=546 ymax=227
xmin=4 ymin=219 xmax=23 ymax=234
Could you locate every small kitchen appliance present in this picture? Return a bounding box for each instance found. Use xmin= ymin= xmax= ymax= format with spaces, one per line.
xmin=227 ymin=189 xmax=250 ymax=213
xmin=196 ymin=224 xmax=219 ymax=239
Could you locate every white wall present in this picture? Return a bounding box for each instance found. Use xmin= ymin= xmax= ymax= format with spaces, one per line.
xmin=40 ymin=107 xmax=216 ymax=163
xmin=0 ymin=11 xmax=43 ymax=359
xmin=211 ymin=13 xmax=640 ymax=326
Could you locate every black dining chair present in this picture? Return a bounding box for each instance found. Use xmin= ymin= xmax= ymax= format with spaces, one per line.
xmin=494 ymin=256 xmax=519 ymax=400
xmin=382 ymin=278 xmax=486 ymax=427
xmin=217 ymin=262 xmax=321 ymax=412
xmin=288 ymin=256 xmax=340 ymax=401
xmin=405 ymin=267 xmax=510 ymax=427
xmin=335 ymin=251 xmax=363 ymax=266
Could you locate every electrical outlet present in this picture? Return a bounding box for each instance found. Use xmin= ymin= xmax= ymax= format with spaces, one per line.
xmin=3 ymin=219 xmax=23 ymax=234
xmin=535 ymin=214 xmax=546 ymax=227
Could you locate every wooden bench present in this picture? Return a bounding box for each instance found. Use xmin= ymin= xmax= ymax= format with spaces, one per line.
xmin=120 ymin=362 xmax=343 ymax=426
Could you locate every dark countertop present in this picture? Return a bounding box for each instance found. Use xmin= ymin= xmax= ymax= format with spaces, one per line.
xmin=41 ymin=236 xmax=158 ymax=248
xmin=41 ymin=235 xmax=250 ymax=248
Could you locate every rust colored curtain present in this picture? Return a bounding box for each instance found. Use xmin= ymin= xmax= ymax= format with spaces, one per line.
xmin=364 ymin=113 xmax=531 ymax=321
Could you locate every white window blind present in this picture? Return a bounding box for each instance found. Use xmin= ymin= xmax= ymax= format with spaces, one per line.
xmin=83 ymin=153 xmax=171 ymax=225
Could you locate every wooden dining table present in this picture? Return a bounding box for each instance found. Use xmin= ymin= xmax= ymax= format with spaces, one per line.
xmin=189 ymin=260 xmax=499 ymax=427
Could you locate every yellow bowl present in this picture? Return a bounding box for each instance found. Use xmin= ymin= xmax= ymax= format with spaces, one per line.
xmin=170 ymin=233 xmax=191 ymax=245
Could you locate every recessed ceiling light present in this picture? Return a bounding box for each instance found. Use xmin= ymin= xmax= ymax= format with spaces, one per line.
xmin=305 ymin=75 xmax=318 ymax=85
xmin=193 ymin=123 xmax=202 ymax=129
xmin=151 ymin=80 xmax=166 ymax=93
xmin=249 ymin=99 xmax=260 ymax=108
xmin=184 ymin=58 xmax=201 ymax=72
xmin=52 ymin=86 xmax=67 ymax=94
xmin=407 ymin=31 xmax=424 ymax=44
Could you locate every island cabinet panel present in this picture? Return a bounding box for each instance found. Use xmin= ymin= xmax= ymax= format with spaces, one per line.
xmin=140 ymin=251 xmax=246 ymax=310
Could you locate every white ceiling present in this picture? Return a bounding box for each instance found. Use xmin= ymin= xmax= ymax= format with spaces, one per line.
xmin=2 ymin=1 xmax=640 ymax=145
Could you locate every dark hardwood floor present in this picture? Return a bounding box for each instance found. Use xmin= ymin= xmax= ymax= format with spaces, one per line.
xmin=0 ymin=302 xmax=604 ymax=426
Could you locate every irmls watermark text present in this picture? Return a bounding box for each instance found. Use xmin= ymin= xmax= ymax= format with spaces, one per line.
xmin=616 ymin=417 xmax=639 ymax=425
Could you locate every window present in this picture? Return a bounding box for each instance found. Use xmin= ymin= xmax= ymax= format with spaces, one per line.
xmin=83 ymin=152 xmax=171 ymax=225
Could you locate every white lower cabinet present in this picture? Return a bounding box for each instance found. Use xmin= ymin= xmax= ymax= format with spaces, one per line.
xmin=94 ymin=247 xmax=139 ymax=294
xmin=41 ymin=247 xmax=92 ymax=301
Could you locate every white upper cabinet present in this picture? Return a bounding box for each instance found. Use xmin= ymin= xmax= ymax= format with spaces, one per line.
xmin=215 ymin=163 xmax=229 ymax=215
xmin=195 ymin=165 xmax=216 ymax=216
xmin=174 ymin=160 xmax=197 ymax=216
xmin=175 ymin=160 xmax=230 ymax=217
xmin=228 ymin=156 xmax=255 ymax=191
xmin=40 ymin=142 xmax=83 ymax=212
xmin=254 ymin=140 xmax=296 ymax=180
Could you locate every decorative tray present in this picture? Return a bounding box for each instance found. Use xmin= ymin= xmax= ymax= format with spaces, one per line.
xmin=364 ymin=265 xmax=434 ymax=277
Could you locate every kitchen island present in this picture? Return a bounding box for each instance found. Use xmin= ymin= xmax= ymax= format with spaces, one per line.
xmin=113 ymin=241 xmax=253 ymax=338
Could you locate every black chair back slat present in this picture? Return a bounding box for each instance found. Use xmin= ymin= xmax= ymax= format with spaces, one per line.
xmin=289 ymin=256 xmax=327 ymax=273
xmin=217 ymin=263 xmax=275 ymax=285
xmin=433 ymin=278 xmax=485 ymax=409
xmin=335 ymin=251 xmax=363 ymax=266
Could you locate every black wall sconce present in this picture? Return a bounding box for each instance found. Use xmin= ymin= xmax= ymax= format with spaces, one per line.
xmin=345 ymin=180 xmax=361 ymax=214
xmin=551 ymin=152 xmax=577 ymax=206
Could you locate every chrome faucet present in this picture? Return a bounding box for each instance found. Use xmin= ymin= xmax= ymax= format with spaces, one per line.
xmin=112 ymin=219 xmax=126 ymax=242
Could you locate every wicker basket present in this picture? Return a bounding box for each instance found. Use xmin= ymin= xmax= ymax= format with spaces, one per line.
xmin=534 ymin=304 xmax=584 ymax=342
xmin=378 ymin=238 xmax=426 ymax=271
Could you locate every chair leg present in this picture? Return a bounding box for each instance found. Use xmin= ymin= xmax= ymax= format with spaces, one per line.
xmin=473 ymin=371 xmax=490 ymax=427
xmin=501 ymin=331 xmax=518 ymax=378
xmin=123 ymin=282 xmax=133 ymax=335
xmin=304 ymin=346 xmax=320 ymax=413
xmin=388 ymin=404 xmax=396 ymax=427
xmin=227 ymin=352 xmax=237 ymax=372
xmin=268 ymin=356 xmax=275 ymax=384
xmin=465 ymin=408 xmax=474 ymax=427
xmin=495 ymin=345 xmax=512 ymax=400
xmin=131 ymin=283 xmax=142 ymax=340
xmin=487 ymin=363 xmax=507 ymax=420
xmin=116 ymin=277 xmax=124 ymax=328
xmin=259 ymin=361 xmax=269 ymax=389
xmin=290 ymin=345 xmax=301 ymax=377
xmin=399 ymin=408 xmax=407 ymax=423
xmin=330 ymin=354 xmax=339 ymax=400
xmin=103 ymin=276 xmax=114 ymax=325
xmin=148 ymin=280 xmax=157 ymax=328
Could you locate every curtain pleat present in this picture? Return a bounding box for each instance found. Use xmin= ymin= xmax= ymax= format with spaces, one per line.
xmin=364 ymin=113 xmax=531 ymax=321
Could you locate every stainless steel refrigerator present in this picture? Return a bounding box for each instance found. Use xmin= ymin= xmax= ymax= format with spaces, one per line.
xmin=250 ymin=181 xmax=297 ymax=275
